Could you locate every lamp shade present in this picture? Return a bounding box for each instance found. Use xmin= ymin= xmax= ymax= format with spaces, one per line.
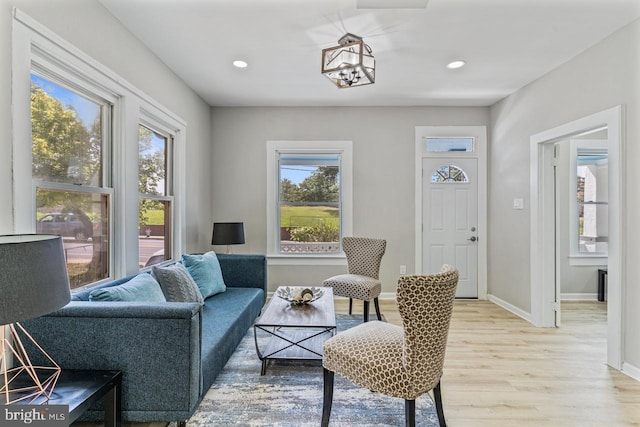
xmin=0 ymin=234 xmax=71 ymax=325
xmin=212 ymin=222 xmax=245 ymax=246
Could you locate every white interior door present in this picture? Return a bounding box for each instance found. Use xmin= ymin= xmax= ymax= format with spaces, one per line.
xmin=422 ymin=157 xmax=478 ymax=298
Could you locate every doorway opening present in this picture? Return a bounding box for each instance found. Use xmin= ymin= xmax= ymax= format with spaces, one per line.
xmin=530 ymin=106 xmax=623 ymax=370
xmin=554 ymin=129 xmax=608 ymax=326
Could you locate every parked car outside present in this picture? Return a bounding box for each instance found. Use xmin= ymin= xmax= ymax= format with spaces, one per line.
xmin=36 ymin=213 xmax=94 ymax=241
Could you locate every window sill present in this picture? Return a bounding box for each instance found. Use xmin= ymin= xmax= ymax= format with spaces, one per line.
xmin=267 ymin=254 xmax=347 ymax=266
xmin=568 ymin=255 xmax=608 ymax=266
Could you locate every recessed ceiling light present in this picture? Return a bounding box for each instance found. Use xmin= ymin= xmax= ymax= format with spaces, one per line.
xmin=446 ymin=60 xmax=466 ymax=69
xmin=233 ymin=60 xmax=248 ymax=68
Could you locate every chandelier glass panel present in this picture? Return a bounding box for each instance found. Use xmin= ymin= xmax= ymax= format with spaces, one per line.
xmin=321 ymin=33 xmax=375 ymax=88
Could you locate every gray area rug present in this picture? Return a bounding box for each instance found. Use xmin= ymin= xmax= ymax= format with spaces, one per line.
xmin=173 ymin=315 xmax=440 ymax=426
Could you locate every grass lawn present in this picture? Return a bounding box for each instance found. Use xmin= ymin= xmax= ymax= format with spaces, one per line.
xmin=280 ymin=205 xmax=338 ymax=227
xmin=142 ymin=209 xmax=165 ymax=225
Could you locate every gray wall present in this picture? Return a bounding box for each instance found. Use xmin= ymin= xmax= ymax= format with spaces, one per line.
xmin=0 ymin=0 xmax=212 ymax=251
xmin=489 ymin=19 xmax=640 ymax=366
xmin=210 ymin=107 xmax=489 ymax=293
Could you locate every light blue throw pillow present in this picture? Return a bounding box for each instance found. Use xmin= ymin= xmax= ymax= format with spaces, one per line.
xmin=182 ymin=251 xmax=226 ymax=298
xmin=89 ymin=274 xmax=166 ymax=302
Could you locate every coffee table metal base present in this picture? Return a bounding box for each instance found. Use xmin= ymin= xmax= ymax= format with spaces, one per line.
xmin=254 ymin=326 xmax=335 ymax=375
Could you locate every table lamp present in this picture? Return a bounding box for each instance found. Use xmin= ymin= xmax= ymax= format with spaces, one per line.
xmin=212 ymin=222 xmax=245 ymax=254
xmin=0 ymin=234 xmax=71 ymax=404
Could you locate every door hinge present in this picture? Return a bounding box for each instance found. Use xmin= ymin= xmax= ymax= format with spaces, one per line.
xmin=554 ymin=302 xmax=560 ymax=311
xmin=552 ymin=145 xmax=559 ymax=166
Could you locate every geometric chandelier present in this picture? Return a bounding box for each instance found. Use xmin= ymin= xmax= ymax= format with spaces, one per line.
xmin=321 ymin=33 xmax=375 ymax=88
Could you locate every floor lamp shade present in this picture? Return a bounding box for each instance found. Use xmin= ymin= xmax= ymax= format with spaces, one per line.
xmin=0 ymin=234 xmax=71 ymax=404
xmin=0 ymin=234 xmax=71 ymax=325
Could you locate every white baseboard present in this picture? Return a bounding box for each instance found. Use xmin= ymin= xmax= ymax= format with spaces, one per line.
xmin=487 ymin=293 xmax=532 ymax=323
xmin=561 ymin=293 xmax=599 ymax=301
xmin=622 ymin=362 xmax=640 ymax=382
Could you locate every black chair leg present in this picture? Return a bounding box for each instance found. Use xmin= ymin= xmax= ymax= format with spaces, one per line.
xmin=433 ymin=381 xmax=447 ymax=427
xmin=374 ymin=297 xmax=382 ymax=321
xmin=363 ymin=300 xmax=370 ymax=322
xmin=322 ymin=368 xmax=334 ymax=427
xmin=348 ymin=298 xmax=353 ymax=315
xmin=405 ymin=399 xmax=416 ymax=427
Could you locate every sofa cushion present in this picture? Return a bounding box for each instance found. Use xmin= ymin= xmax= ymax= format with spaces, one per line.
xmin=153 ymin=263 xmax=204 ymax=304
xmin=89 ymin=274 xmax=166 ymax=302
xmin=199 ymin=287 xmax=264 ymax=391
xmin=182 ymin=251 xmax=226 ymax=298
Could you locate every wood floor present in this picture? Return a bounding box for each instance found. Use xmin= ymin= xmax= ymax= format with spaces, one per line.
xmin=73 ymin=299 xmax=640 ymax=427
xmin=373 ymin=299 xmax=640 ymax=427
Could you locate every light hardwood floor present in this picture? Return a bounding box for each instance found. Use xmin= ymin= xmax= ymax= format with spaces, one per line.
xmin=372 ymin=299 xmax=640 ymax=427
xmin=74 ymin=299 xmax=640 ymax=427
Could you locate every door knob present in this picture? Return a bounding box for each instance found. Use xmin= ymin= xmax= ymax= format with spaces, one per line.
xmin=468 ymin=236 xmax=477 ymax=242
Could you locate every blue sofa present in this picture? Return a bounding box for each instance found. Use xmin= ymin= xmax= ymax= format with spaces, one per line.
xmin=22 ymin=254 xmax=267 ymax=425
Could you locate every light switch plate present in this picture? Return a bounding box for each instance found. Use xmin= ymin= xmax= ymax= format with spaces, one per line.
xmin=513 ymin=198 xmax=524 ymax=210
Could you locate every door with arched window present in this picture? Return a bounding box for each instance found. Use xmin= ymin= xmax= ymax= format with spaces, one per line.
xmin=422 ymin=157 xmax=478 ymax=298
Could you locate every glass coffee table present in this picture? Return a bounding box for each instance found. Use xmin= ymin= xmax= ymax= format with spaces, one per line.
xmin=254 ymin=286 xmax=336 ymax=375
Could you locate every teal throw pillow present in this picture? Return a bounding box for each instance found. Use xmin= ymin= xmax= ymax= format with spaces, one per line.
xmin=89 ymin=274 xmax=166 ymax=302
xmin=152 ymin=263 xmax=204 ymax=305
xmin=182 ymin=251 xmax=226 ymax=298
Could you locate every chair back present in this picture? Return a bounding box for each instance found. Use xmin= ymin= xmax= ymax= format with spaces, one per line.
xmin=396 ymin=266 xmax=458 ymax=394
xmin=342 ymin=237 xmax=386 ymax=279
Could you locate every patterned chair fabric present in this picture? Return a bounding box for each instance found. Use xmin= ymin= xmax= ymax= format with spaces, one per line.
xmin=323 ymin=237 xmax=386 ymax=322
xmin=343 ymin=237 xmax=385 ymax=279
xmin=322 ymin=265 xmax=459 ymax=427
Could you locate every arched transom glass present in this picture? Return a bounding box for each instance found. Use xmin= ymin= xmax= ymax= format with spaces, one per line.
xmin=431 ymin=165 xmax=469 ymax=183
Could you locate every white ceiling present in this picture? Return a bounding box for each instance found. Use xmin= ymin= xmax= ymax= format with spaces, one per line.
xmin=98 ymin=0 xmax=640 ymax=107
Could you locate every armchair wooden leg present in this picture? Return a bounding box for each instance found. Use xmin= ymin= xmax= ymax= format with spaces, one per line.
xmin=322 ymin=368 xmax=334 ymax=427
xmin=374 ymin=297 xmax=382 ymax=321
xmin=405 ymin=399 xmax=416 ymax=427
xmin=363 ymin=300 xmax=370 ymax=322
xmin=433 ymin=381 xmax=447 ymax=427
xmin=348 ymin=298 xmax=353 ymax=315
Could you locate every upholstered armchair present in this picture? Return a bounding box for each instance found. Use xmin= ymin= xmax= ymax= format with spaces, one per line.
xmin=323 ymin=237 xmax=386 ymax=322
xmin=321 ymin=266 xmax=459 ymax=427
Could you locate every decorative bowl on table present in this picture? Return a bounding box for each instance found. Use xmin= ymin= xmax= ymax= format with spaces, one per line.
xmin=276 ymin=286 xmax=324 ymax=305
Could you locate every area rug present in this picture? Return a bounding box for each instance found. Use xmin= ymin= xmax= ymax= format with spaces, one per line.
xmin=172 ymin=315 xmax=440 ymax=426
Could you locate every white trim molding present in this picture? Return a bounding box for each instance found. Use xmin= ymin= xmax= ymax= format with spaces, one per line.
xmin=487 ymin=294 xmax=532 ymax=323
xmin=622 ymin=363 xmax=640 ymax=382
xmin=415 ymin=126 xmax=488 ymax=300
xmin=530 ymin=105 xmax=624 ymax=370
xmin=265 ymin=140 xmax=353 ymax=265
xmin=560 ymin=293 xmax=599 ymax=301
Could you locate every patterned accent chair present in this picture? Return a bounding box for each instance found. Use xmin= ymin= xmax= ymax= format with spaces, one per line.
xmin=323 ymin=237 xmax=386 ymax=322
xmin=321 ymin=266 xmax=459 ymax=427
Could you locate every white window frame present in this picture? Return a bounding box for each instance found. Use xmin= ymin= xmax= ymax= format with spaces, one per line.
xmin=137 ymin=118 xmax=176 ymax=269
xmin=12 ymin=9 xmax=186 ymax=284
xmin=266 ymin=141 xmax=352 ymax=265
xmin=568 ymin=138 xmax=608 ymax=265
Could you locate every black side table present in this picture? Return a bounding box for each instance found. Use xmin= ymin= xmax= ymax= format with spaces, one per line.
xmin=8 ymin=369 xmax=122 ymax=427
